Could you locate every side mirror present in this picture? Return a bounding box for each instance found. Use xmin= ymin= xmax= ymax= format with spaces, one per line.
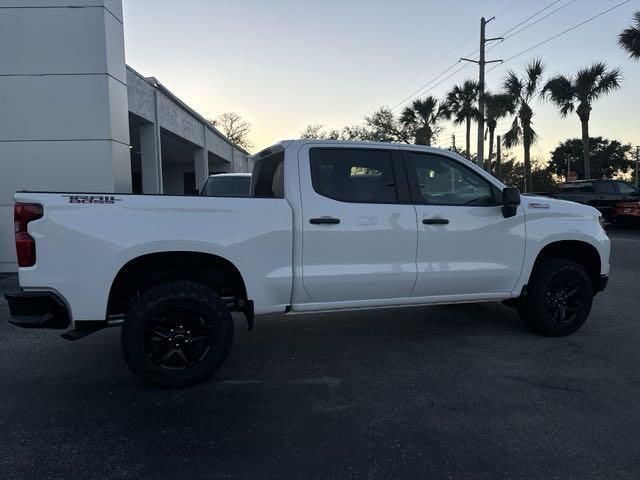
xmin=502 ymin=187 xmax=521 ymax=218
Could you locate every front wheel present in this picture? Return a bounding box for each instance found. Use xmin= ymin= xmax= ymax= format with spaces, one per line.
xmin=520 ymin=258 xmax=593 ymax=337
xmin=121 ymin=281 xmax=233 ymax=387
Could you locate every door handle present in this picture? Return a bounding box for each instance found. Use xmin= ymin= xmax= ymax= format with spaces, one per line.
xmin=310 ymin=217 xmax=340 ymax=225
xmin=422 ymin=218 xmax=449 ymax=225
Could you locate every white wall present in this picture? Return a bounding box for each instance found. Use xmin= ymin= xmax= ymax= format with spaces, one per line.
xmin=0 ymin=0 xmax=130 ymax=272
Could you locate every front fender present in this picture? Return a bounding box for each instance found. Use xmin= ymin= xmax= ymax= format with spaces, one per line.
xmin=512 ymin=212 xmax=610 ymax=296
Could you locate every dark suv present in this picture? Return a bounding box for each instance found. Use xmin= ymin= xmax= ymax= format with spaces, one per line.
xmin=550 ymin=179 xmax=639 ymax=220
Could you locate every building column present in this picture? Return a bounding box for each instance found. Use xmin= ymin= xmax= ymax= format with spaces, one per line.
xmin=194 ymin=148 xmax=209 ymax=194
xmin=0 ymin=0 xmax=129 ymax=272
xmin=194 ymin=124 xmax=209 ymax=193
xmin=139 ymin=123 xmax=162 ymax=194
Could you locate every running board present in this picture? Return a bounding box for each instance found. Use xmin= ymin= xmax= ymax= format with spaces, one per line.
xmin=61 ymin=317 xmax=124 ymax=342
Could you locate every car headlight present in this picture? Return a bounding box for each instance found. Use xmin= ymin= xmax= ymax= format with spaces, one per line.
xmin=598 ymin=214 xmax=606 ymax=228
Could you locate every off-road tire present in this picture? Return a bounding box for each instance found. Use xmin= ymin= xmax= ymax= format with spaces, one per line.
xmin=520 ymin=258 xmax=593 ymax=337
xmin=121 ymin=281 xmax=233 ymax=387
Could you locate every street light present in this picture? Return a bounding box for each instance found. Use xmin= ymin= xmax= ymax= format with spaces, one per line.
xmin=634 ymin=145 xmax=640 ymax=190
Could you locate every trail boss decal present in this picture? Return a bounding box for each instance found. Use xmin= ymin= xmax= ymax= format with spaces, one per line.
xmin=62 ymin=195 xmax=122 ymax=204
xmin=528 ymin=202 xmax=550 ymax=209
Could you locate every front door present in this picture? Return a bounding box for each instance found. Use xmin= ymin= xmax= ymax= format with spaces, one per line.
xmin=403 ymin=149 xmax=526 ymax=299
xmin=299 ymin=145 xmax=418 ymax=303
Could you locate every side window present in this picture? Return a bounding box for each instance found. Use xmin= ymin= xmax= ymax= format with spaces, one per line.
xmin=617 ymin=182 xmax=637 ymax=195
xmin=407 ymin=152 xmax=496 ymax=205
xmin=310 ymin=148 xmax=398 ymax=203
xmin=595 ymin=181 xmax=615 ymax=194
xmin=577 ymin=182 xmax=594 ymax=193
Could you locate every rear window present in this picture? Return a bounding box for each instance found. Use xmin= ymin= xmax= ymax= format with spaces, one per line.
xmin=251 ymin=151 xmax=285 ymax=198
xmin=202 ymin=176 xmax=251 ymax=197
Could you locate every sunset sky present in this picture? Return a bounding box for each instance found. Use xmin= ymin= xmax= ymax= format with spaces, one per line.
xmin=123 ymin=0 xmax=640 ymax=160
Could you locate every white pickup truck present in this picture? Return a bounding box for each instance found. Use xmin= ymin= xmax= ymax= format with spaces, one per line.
xmin=6 ymin=140 xmax=610 ymax=387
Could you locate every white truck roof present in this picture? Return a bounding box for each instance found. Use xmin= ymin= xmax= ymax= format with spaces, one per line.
xmin=208 ymin=173 xmax=252 ymax=178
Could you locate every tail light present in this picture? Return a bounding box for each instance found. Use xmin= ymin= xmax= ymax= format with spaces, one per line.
xmin=14 ymin=203 xmax=43 ymax=267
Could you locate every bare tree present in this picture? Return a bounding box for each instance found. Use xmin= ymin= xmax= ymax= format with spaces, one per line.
xmin=300 ymin=107 xmax=414 ymax=144
xmin=300 ymin=124 xmax=325 ymax=139
xmin=210 ymin=112 xmax=253 ymax=150
xmin=300 ymin=124 xmax=341 ymax=140
xmin=363 ymin=107 xmax=412 ymax=143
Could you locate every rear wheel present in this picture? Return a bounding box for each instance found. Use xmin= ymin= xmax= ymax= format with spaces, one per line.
xmin=121 ymin=281 xmax=233 ymax=387
xmin=520 ymin=258 xmax=593 ymax=337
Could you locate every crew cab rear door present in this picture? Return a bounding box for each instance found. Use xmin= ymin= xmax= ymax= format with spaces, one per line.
xmin=298 ymin=145 xmax=418 ymax=303
xmin=402 ymin=148 xmax=526 ymax=299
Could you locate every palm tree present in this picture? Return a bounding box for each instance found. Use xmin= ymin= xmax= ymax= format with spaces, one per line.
xmin=483 ymin=93 xmax=515 ymax=173
xmin=619 ymin=11 xmax=640 ymax=60
xmin=399 ymin=96 xmax=445 ymax=146
xmin=503 ymin=59 xmax=544 ymax=192
xmin=543 ymin=62 xmax=621 ymax=179
xmin=443 ymin=80 xmax=479 ymax=160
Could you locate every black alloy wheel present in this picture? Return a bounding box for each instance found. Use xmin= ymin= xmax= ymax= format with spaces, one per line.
xmin=122 ymin=281 xmax=234 ymax=387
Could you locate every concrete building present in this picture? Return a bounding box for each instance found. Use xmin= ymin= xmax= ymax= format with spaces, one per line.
xmin=126 ymin=68 xmax=250 ymax=196
xmin=0 ymin=0 xmax=250 ymax=272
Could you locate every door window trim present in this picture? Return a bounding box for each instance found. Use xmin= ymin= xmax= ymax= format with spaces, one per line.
xmin=308 ymin=147 xmax=412 ymax=204
xmin=401 ymin=150 xmax=502 ymax=207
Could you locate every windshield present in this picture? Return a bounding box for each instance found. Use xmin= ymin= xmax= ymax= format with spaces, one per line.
xmin=201 ymin=176 xmax=251 ymax=197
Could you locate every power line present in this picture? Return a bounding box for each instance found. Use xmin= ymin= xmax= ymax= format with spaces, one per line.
xmin=391 ymin=60 xmax=478 ymax=113
xmin=388 ymin=41 xmax=485 ymax=112
xmin=481 ymin=1 xmax=577 ymax=57
xmin=385 ymin=0 xmax=571 ymax=113
xmin=374 ymin=29 xmax=478 ymax=111
xmin=495 ymin=0 xmax=522 ymax=19
xmin=503 ymin=0 xmax=578 ymax=39
xmin=487 ymin=0 xmax=633 ymax=73
xmin=500 ymin=0 xmax=564 ymax=36
xmin=389 ymin=58 xmax=475 ymax=112
xmin=480 ymin=0 xmax=578 ymax=68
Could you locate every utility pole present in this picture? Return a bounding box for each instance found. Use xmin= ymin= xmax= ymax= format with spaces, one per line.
xmin=496 ymin=135 xmax=502 ymax=180
xmin=451 ymin=134 xmax=456 ymax=151
xmin=635 ymin=146 xmax=639 ymax=189
xmin=461 ymin=17 xmax=502 ymax=170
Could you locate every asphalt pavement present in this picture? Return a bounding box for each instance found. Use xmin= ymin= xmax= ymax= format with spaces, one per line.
xmin=1 ymin=227 xmax=639 ymax=479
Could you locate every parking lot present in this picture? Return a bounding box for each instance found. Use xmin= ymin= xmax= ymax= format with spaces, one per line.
xmin=1 ymin=227 xmax=639 ymax=479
